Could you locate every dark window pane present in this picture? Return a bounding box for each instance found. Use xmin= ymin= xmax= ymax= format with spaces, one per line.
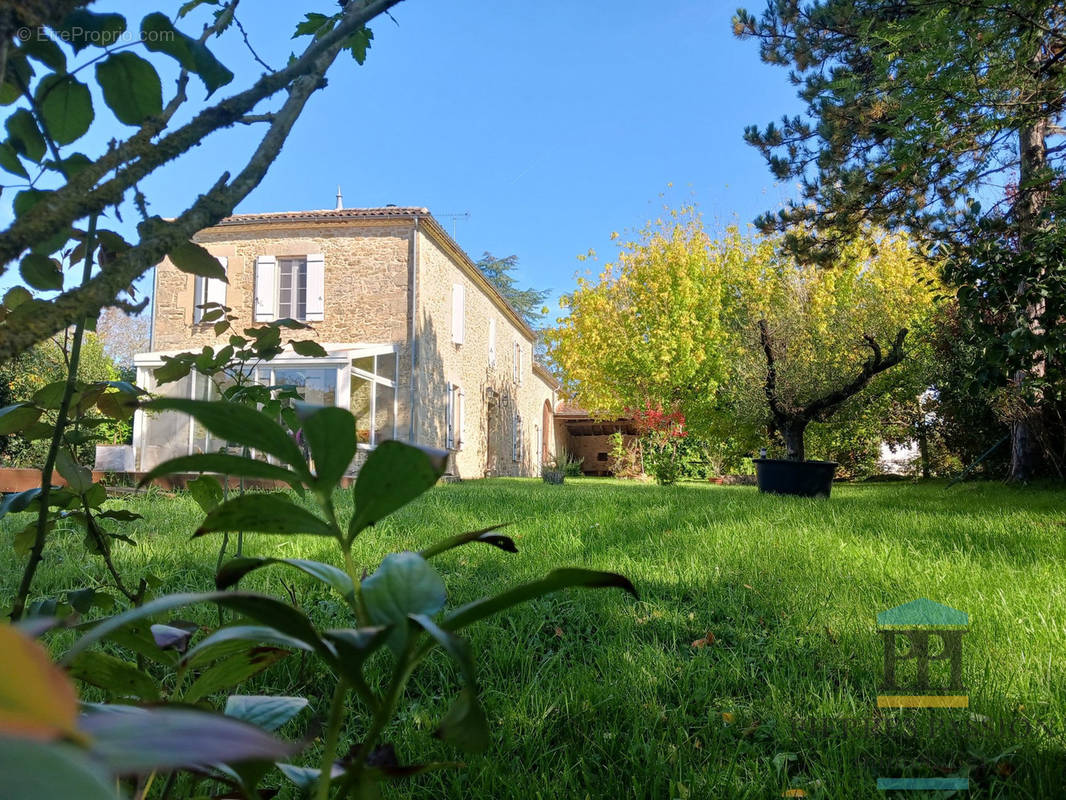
xmin=377 ymin=352 xmax=397 ymax=383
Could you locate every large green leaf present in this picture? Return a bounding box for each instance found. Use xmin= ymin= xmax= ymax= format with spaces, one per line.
xmin=444 ymin=569 xmax=638 ymax=631
xmin=0 ymin=403 xmax=42 ymax=435
xmin=433 ymin=687 xmax=490 ymax=754
xmin=362 ymin=552 xmax=446 ymax=628
xmin=95 ymin=52 xmax=162 ymax=126
xmin=35 ymin=74 xmax=93 ymax=145
xmin=216 ymin=556 xmax=354 ymax=601
xmin=195 ymin=493 xmax=335 ymax=538
xmin=184 ymin=647 xmax=289 ymax=703
xmin=277 ymin=762 xmax=345 ymax=791
xmin=302 ymin=406 xmax=356 ymax=491
xmin=19 ymin=253 xmax=63 ymax=291
xmin=55 ymin=450 xmax=92 ymax=494
xmin=56 ymin=10 xmax=127 ymax=52
xmin=5 ymin=109 xmax=46 ymax=162
xmin=225 ymin=695 xmax=308 ymax=732
xmin=64 ymin=591 xmax=323 ymax=663
xmin=68 ymin=651 xmax=159 ymax=701
xmin=141 ymin=13 xmax=234 ymax=94
xmin=348 ymin=442 xmax=447 ymax=539
xmin=0 ymin=142 xmax=28 ymax=178
xmin=0 ymin=738 xmax=118 ymax=800
xmin=168 ymin=240 xmax=226 ymax=279
xmin=0 ymin=488 xmax=41 ymax=521
xmin=81 ymin=707 xmax=295 ymax=773
xmin=142 ymin=399 xmax=307 ymax=471
xmin=409 ymin=613 xmax=475 ymax=686
xmin=420 ymin=524 xmax=516 ymax=559
xmin=139 ymin=453 xmax=304 ymax=492
xmin=187 ymin=474 xmax=223 ymax=513
xmin=181 ymin=626 xmax=315 ymax=671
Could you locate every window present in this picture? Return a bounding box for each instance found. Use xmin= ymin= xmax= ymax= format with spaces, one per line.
xmin=271 ymin=367 xmax=337 ymax=407
xmin=513 ymin=340 xmax=523 ymax=384
xmin=193 ymin=256 xmax=227 ymax=323
xmin=135 ymin=346 xmax=398 ymax=473
xmin=255 ymin=253 xmax=324 ymax=321
xmin=278 ymin=258 xmax=307 ymax=320
xmin=350 ymin=349 xmax=399 ymax=447
xmin=446 ymin=382 xmax=464 ymax=450
xmin=451 ymin=283 xmax=465 ymax=345
xmin=512 ymin=411 xmax=522 ymax=462
xmin=488 ymin=317 xmax=497 ymax=367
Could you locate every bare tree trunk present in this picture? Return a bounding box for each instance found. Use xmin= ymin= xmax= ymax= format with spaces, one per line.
xmin=918 ymin=431 xmax=931 ymax=479
xmin=1010 ymin=120 xmax=1050 ymax=482
xmin=780 ymin=418 xmax=807 ymax=462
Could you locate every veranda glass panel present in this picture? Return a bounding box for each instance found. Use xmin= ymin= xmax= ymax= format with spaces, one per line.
xmin=375 ymin=383 xmax=395 ymax=443
xmin=273 ymin=367 xmax=337 ymax=408
xmin=141 ymin=374 xmax=192 ymax=471
xmin=350 ymin=374 xmax=372 ymax=444
xmin=376 ymin=352 xmax=397 ymax=383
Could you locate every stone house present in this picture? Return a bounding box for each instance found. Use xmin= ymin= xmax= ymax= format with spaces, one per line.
xmin=133 ymin=206 xmax=559 ymax=478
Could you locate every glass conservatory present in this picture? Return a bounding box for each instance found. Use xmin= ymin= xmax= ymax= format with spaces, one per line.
xmin=132 ymin=344 xmax=401 ymax=472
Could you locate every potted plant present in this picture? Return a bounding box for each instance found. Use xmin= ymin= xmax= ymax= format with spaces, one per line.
xmin=541 ymin=457 xmax=566 ymax=484
xmin=735 ymin=235 xmax=939 ymax=498
xmin=752 ymin=320 xmax=908 ymax=497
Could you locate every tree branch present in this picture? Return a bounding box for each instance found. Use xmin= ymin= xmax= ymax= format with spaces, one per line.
xmin=806 ymin=328 xmax=909 ymax=421
xmin=0 ymin=0 xmax=404 ymax=270
xmin=0 ymin=23 xmax=356 ymax=361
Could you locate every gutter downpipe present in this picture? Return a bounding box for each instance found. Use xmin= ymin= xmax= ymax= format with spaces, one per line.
xmin=408 ymin=215 xmax=419 ymax=443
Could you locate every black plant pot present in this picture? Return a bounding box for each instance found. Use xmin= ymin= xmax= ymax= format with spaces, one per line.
xmin=753 ymin=458 xmax=838 ymax=498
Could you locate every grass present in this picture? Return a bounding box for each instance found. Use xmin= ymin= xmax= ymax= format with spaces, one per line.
xmin=3 ymin=478 xmax=1066 ymax=798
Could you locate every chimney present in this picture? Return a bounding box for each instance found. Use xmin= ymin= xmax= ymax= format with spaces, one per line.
xmin=335 ymin=185 xmax=343 ymax=211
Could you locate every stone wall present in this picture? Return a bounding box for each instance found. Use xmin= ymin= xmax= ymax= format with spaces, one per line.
xmin=151 ymin=219 xmax=415 ymax=437
xmin=413 ymin=229 xmax=555 ymax=478
xmin=147 ymin=215 xmax=556 ymax=477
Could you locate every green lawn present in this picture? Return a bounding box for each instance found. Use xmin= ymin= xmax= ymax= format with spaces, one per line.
xmin=4 ymin=479 xmax=1066 ymax=798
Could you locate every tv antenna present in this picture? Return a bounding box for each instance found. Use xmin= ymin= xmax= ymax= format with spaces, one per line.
xmin=437 ymin=211 xmax=470 ymax=239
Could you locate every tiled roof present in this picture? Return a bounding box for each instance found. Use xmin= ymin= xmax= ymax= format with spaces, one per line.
xmin=215 ymin=207 xmax=430 ymax=225
xmin=206 ymin=206 xmax=537 ymax=341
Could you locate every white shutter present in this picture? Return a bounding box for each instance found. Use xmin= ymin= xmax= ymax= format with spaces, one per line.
xmin=488 ymin=318 xmax=496 ymax=366
xmin=445 ymin=383 xmax=455 ymax=449
xmin=458 ymin=389 xmax=465 ymax=450
xmin=451 ymin=283 xmax=465 ymax=344
xmin=306 ymin=253 xmax=325 ymax=321
xmin=206 ymin=256 xmax=228 ymax=307
xmin=254 ymin=255 xmax=277 ymax=321
xmin=193 ymin=276 xmax=205 ymax=323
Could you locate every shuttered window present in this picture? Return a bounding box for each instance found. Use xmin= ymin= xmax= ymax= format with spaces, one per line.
xmin=254 ymin=254 xmax=324 ymax=322
xmin=193 ymin=256 xmax=228 ymax=323
xmin=254 ymin=255 xmax=277 ymax=321
xmin=488 ymin=318 xmax=497 ymax=367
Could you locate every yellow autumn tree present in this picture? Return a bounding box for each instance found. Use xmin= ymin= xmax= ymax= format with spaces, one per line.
xmin=547 ymin=210 xmax=942 ymax=464
xmin=545 ymin=208 xmax=766 ymax=432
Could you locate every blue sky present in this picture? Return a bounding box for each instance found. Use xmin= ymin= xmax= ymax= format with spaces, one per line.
xmin=5 ymin=0 xmax=803 ymax=318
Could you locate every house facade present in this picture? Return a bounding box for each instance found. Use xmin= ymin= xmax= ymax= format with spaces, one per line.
xmin=134 ymin=206 xmax=559 ymax=479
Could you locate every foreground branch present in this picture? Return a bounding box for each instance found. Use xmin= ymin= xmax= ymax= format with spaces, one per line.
xmin=0 ymin=0 xmax=404 ymax=271
xmin=0 ymin=0 xmax=406 ymax=362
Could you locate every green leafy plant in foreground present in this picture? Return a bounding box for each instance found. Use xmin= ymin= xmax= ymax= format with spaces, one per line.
xmin=0 ymin=398 xmax=636 ymax=799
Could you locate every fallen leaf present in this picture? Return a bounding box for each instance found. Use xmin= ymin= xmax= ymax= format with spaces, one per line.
xmin=553 ymin=627 xmax=563 ymax=638
xmin=691 ymin=631 xmax=716 ymax=648
xmin=721 ymin=712 xmax=735 ymax=724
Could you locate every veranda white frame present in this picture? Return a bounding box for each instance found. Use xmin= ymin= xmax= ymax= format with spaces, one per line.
xmin=132 ymin=343 xmax=400 ymax=470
